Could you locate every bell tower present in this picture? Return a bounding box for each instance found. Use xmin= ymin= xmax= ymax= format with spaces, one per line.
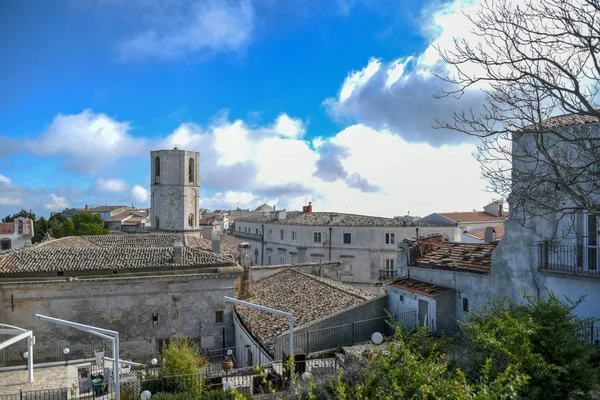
xmin=150 ymin=148 xmax=200 ymax=231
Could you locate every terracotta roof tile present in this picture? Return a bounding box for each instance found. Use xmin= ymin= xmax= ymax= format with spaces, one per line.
xmin=464 ymin=225 xmax=504 ymax=241
xmin=237 ymin=211 xmax=447 ymax=227
xmin=438 ymin=211 xmax=506 ymax=223
xmin=235 ymin=270 xmax=376 ymax=354
xmin=0 ymin=223 xmax=13 ymax=234
xmin=388 ymin=278 xmax=451 ymax=298
xmin=0 ymin=246 xmax=233 ymax=274
xmin=413 ymin=241 xmax=497 ymax=274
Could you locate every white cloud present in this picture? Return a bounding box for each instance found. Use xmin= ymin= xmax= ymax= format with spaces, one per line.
xmin=131 ymin=185 xmax=149 ymax=204
xmin=44 ymin=194 xmax=70 ymax=210
xmin=33 ymin=109 xmax=145 ymax=174
xmin=95 ymin=178 xmax=128 ymax=193
xmin=339 ymin=58 xmax=381 ymax=103
xmin=117 ymin=0 xmax=255 ymax=61
xmin=0 ymin=173 xmax=10 ymax=184
xmin=273 ymin=114 xmax=306 ymax=138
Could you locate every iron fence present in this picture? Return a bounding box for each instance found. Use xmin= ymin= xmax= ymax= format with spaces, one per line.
xmin=539 ymin=242 xmax=600 ymax=275
xmin=273 ymin=314 xmax=401 ymax=361
xmin=0 ymin=342 xmax=108 ymax=367
xmin=0 ymin=388 xmax=69 ymax=400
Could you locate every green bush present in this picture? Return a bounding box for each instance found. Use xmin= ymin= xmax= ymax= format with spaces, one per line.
xmin=150 ymin=389 xmax=248 ymax=400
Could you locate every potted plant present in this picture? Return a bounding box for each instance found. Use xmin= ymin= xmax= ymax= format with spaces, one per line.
xmin=222 ymin=355 xmax=233 ymax=370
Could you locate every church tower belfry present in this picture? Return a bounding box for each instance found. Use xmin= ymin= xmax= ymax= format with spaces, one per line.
xmin=150 ymin=148 xmax=200 ymax=231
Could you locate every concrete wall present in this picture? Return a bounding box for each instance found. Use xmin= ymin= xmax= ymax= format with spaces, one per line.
xmin=0 ymin=272 xmax=238 ymax=363
xmin=150 ymin=149 xmax=200 ymax=231
xmin=234 ymin=221 xmax=456 ymax=287
xmin=407 ymin=266 xmax=491 ymax=323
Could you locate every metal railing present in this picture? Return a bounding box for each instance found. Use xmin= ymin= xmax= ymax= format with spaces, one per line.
xmin=539 ymin=242 xmax=600 ymax=275
xmin=0 ymin=388 xmax=69 ymax=400
xmin=379 ymin=269 xmax=397 ymax=280
xmin=0 ymin=342 xmax=108 ymax=367
xmin=273 ymin=314 xmax=408 ymax=361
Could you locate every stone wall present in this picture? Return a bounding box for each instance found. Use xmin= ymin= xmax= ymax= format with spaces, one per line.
xmin=0 ymin=272 xmax=238 ymax=364
xmin=150 ymin=149 xmax=200 ymax=231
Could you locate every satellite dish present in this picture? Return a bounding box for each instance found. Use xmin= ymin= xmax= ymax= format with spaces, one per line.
xmin=371 ymin=332 xmax=383 ymax=345
xmin=141 ymin=390 xmax=152 ymax=400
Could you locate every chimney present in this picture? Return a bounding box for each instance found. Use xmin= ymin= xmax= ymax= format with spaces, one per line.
xmin=238 ymin=243 xmax=252 ymax=298
xmin=85 ymin=204 xmax=89 ymax=211
xmin=483 ymin=227 xmax=496 ymax=243
xmin=303 ymin=202 xmax=313 ymax=213
xmin=173 ymin=241 xmax=184 ymax=264
xmin=212 ymin=235 xmax=221 ymax=254
xmin=498 ymin=202 xmax=504 ymax=217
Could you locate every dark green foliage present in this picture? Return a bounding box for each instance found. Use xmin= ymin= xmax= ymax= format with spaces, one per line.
xmin=150 ymin=390 xmax=249 ymax=400
xmin=458 ymin=292 xmax=599 ymax=400
xmin=2 ymin=209 xmax=36 ymax=222
xmin=48 ymin=213 xmax=75 ymax=238
xmin=33 ymin=217 xmax=48 ymax=243
xmin=71 ymin=212 xmax=108 ymax=235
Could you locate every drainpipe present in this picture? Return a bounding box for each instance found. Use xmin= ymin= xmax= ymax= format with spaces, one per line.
xmin=261 ymin=224 xmax=265 ymax=266
xmin=329 ymin=227 xmax=332 ymax=261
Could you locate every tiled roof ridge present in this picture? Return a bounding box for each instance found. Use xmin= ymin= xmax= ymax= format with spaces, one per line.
xmin=37 ymin=236 xmax=100 ymax=248
xmin=290 ymin=269 xmax=376 ymax=300
xmin=250 ymin=261 xmax=342 ymax=271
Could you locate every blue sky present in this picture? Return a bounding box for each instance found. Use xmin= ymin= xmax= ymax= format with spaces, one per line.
xmin=0 ymin=0 xmax=493 ymax=218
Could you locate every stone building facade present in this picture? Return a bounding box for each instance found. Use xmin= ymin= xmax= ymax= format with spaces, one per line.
xmin=233 ymin=209 xmax=456 ymax=293
xmin=0 ymin=217 xmax=34 ymax=251
xmin=0 ymin=234 xmax=243 ymax=364
xmin=151 ymin=149 xmax=201 ymax=232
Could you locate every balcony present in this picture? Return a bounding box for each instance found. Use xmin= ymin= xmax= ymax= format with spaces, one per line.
xmin=233 ymin=230 xmax=262 ymax=241
xmin=539 ymin=242 xmax=600 ymax=276
xmin=379 ymin=269 xmax=397 ymax=280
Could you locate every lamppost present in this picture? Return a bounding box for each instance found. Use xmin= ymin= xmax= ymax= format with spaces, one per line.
xmin=63 ymin=347 xmax=70 ymax=365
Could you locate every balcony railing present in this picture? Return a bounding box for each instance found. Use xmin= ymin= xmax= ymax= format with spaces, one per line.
xmin=380 ymin=269 xmax=397 ymax=280
xmin=233 ymin=230 xmax=262 ymax=240
xmin=539 ymin=242 xmax=600 ymax=276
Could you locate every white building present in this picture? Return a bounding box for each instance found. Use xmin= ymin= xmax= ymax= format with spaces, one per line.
xmin=150 ymin=148 xmax=200 ymax=231
xmin=418 ymin=200 xmax=507 ymax=241
xmin=0 ymin=217 xmax=34 ymax=251
xmin=233 ymin=207 xmax=456 ymax=293
xmin=491 ymin=115 xmax=600 ymax=321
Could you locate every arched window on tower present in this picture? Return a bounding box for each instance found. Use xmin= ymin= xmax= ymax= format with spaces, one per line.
xmin=155 ymin=156 xmax=160 ymax=184
xmin=155 ymin=216 xmax=160 ymax=230
xmin=188 ymin=214 xmax=195 ymax=227
xmin=18 ymin=220 xmax=23 ymax=234
xmin=189 ymin=158 xmax=194 ymax=184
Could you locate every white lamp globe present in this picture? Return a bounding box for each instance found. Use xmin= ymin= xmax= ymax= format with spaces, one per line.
xmin=371 ymin=332 xmax=383 ymax=345
xmin=151 ymin=358 xmax=158 ymax=366
xmin=23 ymin=351 xmax=29 ymax=359
xmin=63 ymin=347 xmax=70 ymax=355
xmin=301 ymin=372 xmax=311 ymax=381
xmin=140 ymin=390 xmax=152 ymax=400
xmin=223 ymin=381 xmax=234 ymax=391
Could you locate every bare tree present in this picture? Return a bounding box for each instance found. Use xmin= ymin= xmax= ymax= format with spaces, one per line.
xmin=435 ymin=0 xmax=600 ymax=238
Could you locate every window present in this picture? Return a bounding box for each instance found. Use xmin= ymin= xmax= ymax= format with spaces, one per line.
xmin=385 ymin=233 xmax=395 ymax=245
xmin=18 ymin=220 xmax=23 ymax=234
xmin=399 ymin=295 xmax=404 ymax=302
xmin=268 ymin=229 xmax=272 ymax=239
xmin=343 ymin=233 xmax=352 ymax=244
xmin=1 ymin=239 xmax=10 ymax=250
xmin=463 ymin=298 xmax=469 ymax=312
xmin=154 ymin=156 xmax=160 ymax=184
xmin=238 ymin=226 xmax=241 ymax=231
xmin=314 ymin=232 xmax=322 ymax=243
xmin=215 ymin=310 xmax=224 ymax=323
xmin=344 ymin=262 xmax=352 ymax=274
xmin=267 ymin=255 xmax=272 ymax=265
xmin=280 ymin=255 xmax=286 ymax=264
xmin=155 ymin=216 xmax=160 ymax=230
xmin=385 ymin=259 xmax=395 ymax=271
xmin=256 ymin=228 xmax=259 ymax=234
xmin=584 ymin=212 xmax=599 ymax=271
xmin=188 ymin=214 xmax=195 ymax=227
xmin=280 ymin=230 xmax=284 ymax=240
xmin=188 ymin=158 xmax=195 ymax=183
xmin=292 ymin=231 xmax=297 ymax=241
xmin=254 ymin=249 xmax=259 ymax=265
